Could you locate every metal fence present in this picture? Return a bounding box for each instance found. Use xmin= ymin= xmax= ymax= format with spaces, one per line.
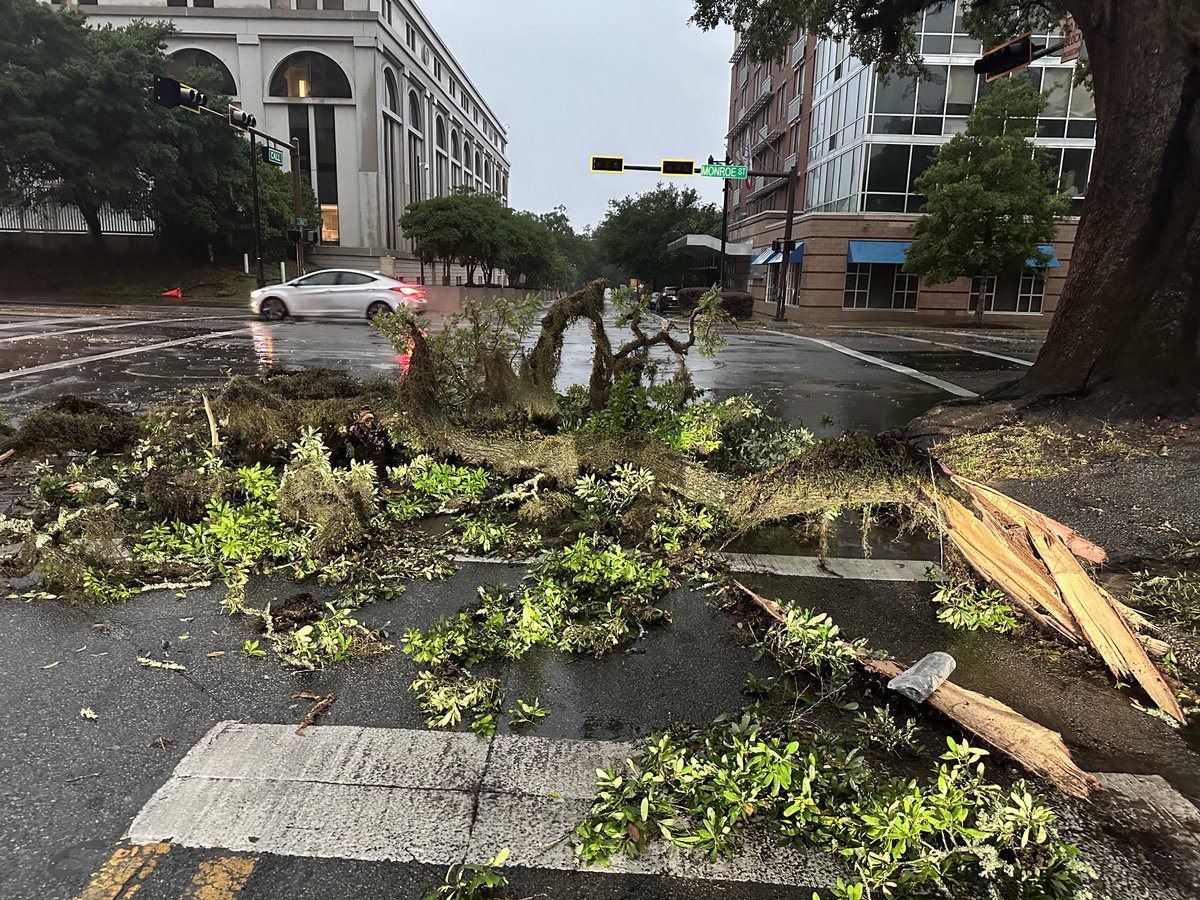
xmin=0 ymin=199 xmax=155 ymax=235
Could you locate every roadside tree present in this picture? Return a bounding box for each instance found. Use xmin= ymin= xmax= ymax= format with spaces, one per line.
xmin=692 ymin=0 xmax=1200 ymax=411
xmin=593 ymin=184 xmax=721 ymax=289
xmin=0 ymin=5 xmax=171 ymax=248
xmin=905 ymin=76 xmax=1068 ymax=324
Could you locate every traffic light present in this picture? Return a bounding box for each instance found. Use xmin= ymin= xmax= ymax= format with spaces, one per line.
xmin=287 ymin=229 xmax=302 ymax=243
xmin=974 ymin=33 xmax=1036 ymax=82
xmin=153 ymin=75 xmax=206 ymax=112
xmin=591 ymin=156 xmax=624 ymax=174
xmin=228 ymin=105 xmax=256 ymax=131
xmin=661 ymin=159 xmax=695 ymax=176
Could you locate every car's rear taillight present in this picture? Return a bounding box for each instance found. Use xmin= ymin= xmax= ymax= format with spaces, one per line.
xmin=391 ymin=285 xmax=426 ymax=298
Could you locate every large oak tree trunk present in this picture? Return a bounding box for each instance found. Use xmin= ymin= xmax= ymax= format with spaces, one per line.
xmin=1022 ymin=2 xmax=1200 ymax=411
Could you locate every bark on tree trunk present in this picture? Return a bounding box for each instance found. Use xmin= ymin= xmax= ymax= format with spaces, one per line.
xmin=78 ymin=202 xmax=104 ymax=251
xmin=1021 ymin=2 xmax=1200 ymax=411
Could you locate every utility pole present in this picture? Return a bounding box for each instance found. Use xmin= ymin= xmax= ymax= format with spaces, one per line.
xmin=773 ymin=162 xmax=799 ymax=322
xmin=291 ymin=137 xmax=305 ymax=277
xmin=248 ymin=130 xmax=265 ymax=288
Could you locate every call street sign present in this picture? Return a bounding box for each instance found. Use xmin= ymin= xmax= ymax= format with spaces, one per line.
xmin=260 ymin=146 xmax=285 ymax=167
xmin=700 ymin=163 xmax=748 ymax=180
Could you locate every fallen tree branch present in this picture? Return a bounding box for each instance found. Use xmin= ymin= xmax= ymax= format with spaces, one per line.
xmin=202 ymin=393 xmax=222 ymax=456
xmin=294 ymin=691 xmax=336 ymax=735
xmin=730 ymin=579 xmax=1099 ymax=798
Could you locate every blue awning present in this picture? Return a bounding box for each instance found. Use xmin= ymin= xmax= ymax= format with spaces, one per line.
xmin=789 ymin=242 xmax=805 ymax=265
xmin=1028 ymin=244 xmax=1060 ymax=268
xmin=847 ymin=240 xmax=912 ymax=265
xmin=763 ymin=250 xmax=783 ymax=265
xmin=749 ymin=249 xmax=775 ymax=266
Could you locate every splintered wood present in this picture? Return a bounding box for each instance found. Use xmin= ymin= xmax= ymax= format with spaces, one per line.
xmin=730 ymin=580 xmax=1099 ymax=798
xmin=943 ymin=473 xmax=1185 ymax=725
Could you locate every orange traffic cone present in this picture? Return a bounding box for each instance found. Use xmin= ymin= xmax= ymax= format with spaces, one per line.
xmin=161 ymin=287 xmax=182 ymax=299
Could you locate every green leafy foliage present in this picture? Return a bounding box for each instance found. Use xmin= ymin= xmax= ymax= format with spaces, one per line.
xmin=593 ymin=183 xmax=722 ymax=289
xmin=576 ymin=720 xmax=1093 ymax=899
xmin=855 ymin=705 xmax=923 ymax=755
xmin=402 ymin=535 xmax=671 ymax=726
xmin=278 ymin=602 xmax=390 ymax=669
xmin=650 ymin=502 xmax=716 ymax=553
xmin=1129 ymin=570 xmax=1200 ymax=634
xmin=573 ymin=464 xmax=657 ymax=518
xmin=933 ymin=579 xmax=1019 ymax=634
xmin=454 ymin=515 xmax=541 ymax=556
xmin=425 ymin=848 xmax=510 ymax=900
xmin=385 ymin=455 xmax=491 ymax=521
xmin=508 ymin=697 xmax=548 ymax=727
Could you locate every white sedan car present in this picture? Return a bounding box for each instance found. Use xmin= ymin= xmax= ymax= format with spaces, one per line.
xmin=249 ymin=268 xmax=427 ymax=321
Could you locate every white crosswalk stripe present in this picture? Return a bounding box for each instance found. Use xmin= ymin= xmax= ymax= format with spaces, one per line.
xmin=129 ymin=722 xmax=841 ymax=887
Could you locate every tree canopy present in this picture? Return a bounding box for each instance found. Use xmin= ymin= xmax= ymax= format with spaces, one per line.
xmin=693 ymin=0 xmax=1200 ymax=410
xmin=593 ymin=184 xmax=722 ymax=289
xmin=904 ymin=76 xmax=1068 ymax=315
xmin=0 ymin=0 xmax=308 ymax=260
xmin=399 ymin=191 xmax=577 ymax=290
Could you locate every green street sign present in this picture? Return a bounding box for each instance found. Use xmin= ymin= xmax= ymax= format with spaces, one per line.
xmin=295 ymin=216 xmax=308 ymax=226
xmin=700 ymin=163 xmax=748 ymax=180
xmin=261 ymin=146 xmax=285 ymax=167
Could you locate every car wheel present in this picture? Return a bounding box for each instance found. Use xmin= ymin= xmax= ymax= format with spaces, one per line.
xmin=367 ymin=301 xmax=392 ymax=320
xmin=260 ymin=297 xmax=287 ymax=321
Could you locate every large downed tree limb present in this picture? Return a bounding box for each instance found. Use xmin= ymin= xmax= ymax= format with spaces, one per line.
xmin=859 ymin=657 xmax=1100 ymax=800
xmin=730 ymin=580 xmax=1098 ymax=799
xmin=939 ymin=473 xmax=1186 ymax=724
xmin=948 ymin=472 xmax=1106 ymax=564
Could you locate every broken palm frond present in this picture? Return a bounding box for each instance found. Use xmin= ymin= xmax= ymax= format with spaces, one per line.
xmin=0 ymin=448 xmax=15 ymax=465
xmin=294 ymin=691 xmax=336 ymax=735
xmin=937 ymin=477 xmax=1186 ymax=725
xmin=948 ymin=472 xmax=1106 ymax=564
xmin=729 ymin=580 xmax=1098 ymax=798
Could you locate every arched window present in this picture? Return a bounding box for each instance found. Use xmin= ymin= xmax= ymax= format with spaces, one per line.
xmin=484 ymin=158 xmax=492 ymax=191
xmin=451 ymin=131 xmax=460 ymax=163
xmin=436 ymin=117 xmax=446 ymax=151
xmin=384 ymin=68 xmax=400 ymax=116
xmin=268 ymin=51 xmax=351 ymax=99
xmin=408 ymin=90 xmax=423 ymax=133
xmin=167 ymin=49 xmax=236 ymax=96
xmin=475 ymin=150 xmax=482 ymax=178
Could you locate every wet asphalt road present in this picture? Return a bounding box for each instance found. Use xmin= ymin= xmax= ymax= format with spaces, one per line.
xmin=0 ymin=301 xmax=1043 ymax=434
xmin=11 ymin=303 xmax=1197 ymax=898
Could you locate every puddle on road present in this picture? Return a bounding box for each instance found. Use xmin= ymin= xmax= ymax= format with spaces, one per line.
xmin=863 ymin=349 xmax=1027 ymax=373
xmin=725 ymin=514 xmax=941 ymax=562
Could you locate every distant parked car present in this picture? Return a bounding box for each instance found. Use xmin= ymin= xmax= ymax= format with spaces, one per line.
xmin=653 ymin=288 xmax=679 ymax=313
xmin=249 ymin=269 xmax=427 ymax=321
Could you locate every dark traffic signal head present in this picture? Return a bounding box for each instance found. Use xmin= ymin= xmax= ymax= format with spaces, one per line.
xmin=228 ymin=105 xmax=256 ymax=131
xmin=153 ymin=75 xmax=206 ymax=112
xmin=591 ymin=155 xmax=624 ymax=174
xmin=975 ymin=33 xmax=1035 ymax=82
xmin=660 ymin=159 xmax=695 ymax=176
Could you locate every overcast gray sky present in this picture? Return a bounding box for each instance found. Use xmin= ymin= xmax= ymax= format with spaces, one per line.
xmin=421 ymin=0 xmax=734 ymax=230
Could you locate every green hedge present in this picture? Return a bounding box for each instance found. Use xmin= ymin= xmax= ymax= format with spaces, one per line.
xmin=676 ymin=288 xmax=755 ymax=320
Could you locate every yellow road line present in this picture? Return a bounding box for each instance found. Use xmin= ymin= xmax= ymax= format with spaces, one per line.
xmin=180 ymin=855 xmax=258 ymax=899
xmin=77 ymin=842 xmax=171 ymax=899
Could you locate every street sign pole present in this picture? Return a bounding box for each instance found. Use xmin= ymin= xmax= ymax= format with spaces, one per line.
xmin=249 ymin=130 xmax=265 ymax=288
xmin=291 ymin=137 xmax=305 ymax=277
xmin=720 ymin=178 xmax=729 ymax=288
xmin=774 ymin=163 xmax=799 ymax=322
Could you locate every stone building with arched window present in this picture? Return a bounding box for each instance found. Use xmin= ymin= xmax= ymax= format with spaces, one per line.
xmin=65 ymin=0 xmax=510 ymax=269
